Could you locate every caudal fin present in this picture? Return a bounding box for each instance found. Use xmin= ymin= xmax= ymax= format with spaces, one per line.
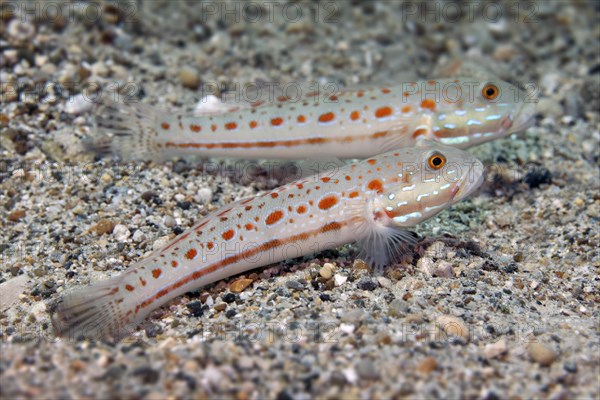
xmin=51 ymin=274 xmax=138 ymax=341
xmin=86 ymin=97 xmax=164 ymax=162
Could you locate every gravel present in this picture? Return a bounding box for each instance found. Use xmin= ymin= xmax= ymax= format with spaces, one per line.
xmin=1 ymin=1 xmax=599 ymax=399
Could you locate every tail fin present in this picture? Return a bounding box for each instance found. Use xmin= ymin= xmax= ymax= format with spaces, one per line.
xmin=51 ymin=274 xmax=138 ymax=342
xmin=86 ymin=97 xmax=164 ymax=162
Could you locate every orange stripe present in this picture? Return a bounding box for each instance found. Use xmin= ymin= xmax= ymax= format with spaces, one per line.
xmin=138 ymin=220 xmax=350 ymax=310
xmin=164 ymin=130 xmax=393 ymax=150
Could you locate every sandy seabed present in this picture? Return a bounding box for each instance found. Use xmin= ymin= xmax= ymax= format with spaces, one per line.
xmin=1 ymin=1 xmax=599 ymax=399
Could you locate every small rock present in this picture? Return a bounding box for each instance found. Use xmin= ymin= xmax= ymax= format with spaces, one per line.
xmin=433 ymin=261 xmax=455 ymax=278
xmin=435 ymin=315 xmax=470 ymax=342
xmin=91 ymin=219 xmax=116 ymax=235
xmin=333 ymin=274 xmax=347 ymax=287
xmin=180 ymin=67 xmax=200 ymax=90
xmin=8 ymin=209 xmax=26 ymax=222
xmin=355 ymin=359 xmax=380 ymax=380
xmin=65 ymin=94 xmax=93 ymax=115
xmin=7 ymin=20 xmax=35 ymax=41
xmin=320 ymin=263 xmax=334 ymax=279
xmin=357 ymin=278 xmax=377 ymax=291
xmin=187 ymin=301 xmax=204 ymax=317
xmin=484 ymin=338 xmax=508 ymax=359
xmin=285 ymin=280 xmax=305 ymax=291
xmin=416 ymin=357 xmax=437 ymax=374
xmin=388 ymin=299 xmax=409 ymax=317
xmin=528 ymin=343 xmax=557 ymax=366
xmin=132 ymin=230 xmax=146 ymax=242
xmin=113 ymin=224 xmax=131 ymax=242
xmin=230 ymin=278 xmax=253 ymax=293
xmin=352 ymin=259 xmax=369 ymax=271
xmin=376 ymin=276 xmax=392 ymax=289
xmin=214 ymin=303 xmax=227 ymax=312
xmin=195 ymin=188 xmax=213 ymax=204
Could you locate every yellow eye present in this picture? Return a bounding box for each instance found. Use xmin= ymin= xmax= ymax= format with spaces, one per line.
xmin=428 ymin=153 xmax=446 ymax=170
xmin=482 ymin=83 xmax=499 ymax=100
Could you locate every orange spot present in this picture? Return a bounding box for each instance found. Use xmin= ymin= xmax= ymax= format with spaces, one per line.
xmin=427 ymin=80 xmax=436 ymax=85
xmin=367 ymin=179 xmax=384 ymax=194
xmin=249 ymin=120 xmax=258 ymax=129
xmin=375 ymin=106 xmax=393 ymax=118
xmin=277 ymin=95 xmax=288 ymax=102
xmin=297 ymin=205 xmax=307 ymax=214
xmin=349 ymin=191 xmax=359 ymax=198
xmin=296 ymin=183 xmax=304 ymax=189
xmin=190 ymin=124 xmax=202 ymax=132
xmin=211 ymin=124 xmax=218 ymax=132
xmin=245 ymin=205 xmax=252 ymax=211
xmin=350 ymin=110 xmax=360 ymax=121
xmin=251 ymin=100 xmax=264 ymax=107
xmin=207 ymin=242 xmax=214 ymax=250
xmin=140 ymin=278 xmax=146 ymax=286
xmin=321 ymin=177 xmax=330 ymax=183
xmin=420 ymin=98 xmax=436 ymax=111
xmin=381 ymin=88 xmax=391 ymax=94
xmin=171 ymin=260 xmax=178 ymax=268
xmin=401 ymin=105 xmax=412 ymax=113
xmin=271 ymin=117 xmax=283 ymax=126
xmin=161 ymin=122 xmax=170 ymax=130
xmin=266 ymin=210 xmax=284 ymax=225
xmin=271 ymin=192 xmax=279 ymax=198
xmin=318 ymin=112 xmax=335 ymax=123
xmin=413 ymin=128 xmax=428 ymax=139
xmin=297 ymin=115 xmax=306 ymax=123
xmin=345 ymin=175 xmax=351 ymax=181
xmin=222 ymin=229 xmax=234 ymax=241
xmin=357 ymin=91 xmax=364 ymax=98
xmin=367 ymin=159 xmax=376 ymax=165
xmin=329 ymin=95 xmax=338 ymax=101
xmin=152 ymin=269 xmax=162 ymax=279
xmin=225 ymin=122 xmax=237 ymax=130
xmin=125 ymin=284 xmax=135 ymax=292
xmin=318 ymin=195 xmax=338 ymax=210
xmin=185 ymin=248 xmax=198 ymax=260
xmin=245 ymin=223 xmax=255 ymax=231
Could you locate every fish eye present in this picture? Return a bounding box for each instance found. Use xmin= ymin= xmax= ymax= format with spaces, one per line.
xmin=482 ymin=83 xmax=499 ymax=100
xmin=428 ymin=152 xmax=446 ymax=170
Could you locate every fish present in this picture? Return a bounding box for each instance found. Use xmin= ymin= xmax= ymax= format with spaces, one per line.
xmin=89 ymin=77 xmax=536 ymax=161
xmin=52 ymin=142 xmax=484 ymax=341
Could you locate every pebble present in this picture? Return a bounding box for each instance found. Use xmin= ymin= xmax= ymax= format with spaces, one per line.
xmin=388 ymin=299 xmax=409 ymax=317
xmin=355 ymin=359 xmax=380 ymax=380
xmin=195 ymin=188 xmax=213 ymax=204
xmin=357 ymin=278 xmax=378 ymax=291
xmin=416 ymin=357 xmax=437 ymax=374
xmin=132 ymin=230 xmax=146 ymax=242
xmin=65 ymin=94 xmax=93 ymax=115
xmin=180 ymin=67 xmax=201 ymax=90
xmin=527 ymin=343 xmax=557 ymax=366
xmin=352 ymin=259 xmax=369 ymax=271
xmin=91 ymin=219 xmax=116 ymax=235
xmin=320 ymin=263 xmax=334 ymax=279
xmin=484 ymin=338 xmax=508 ymax=359
xmin=433 ymin=261 xmax=455 ymax=278
xmin=8 ymin=209 xmax=26 ymax=222
xmin=113 ymin=224 xmax=131 ymax=242
xmin=7 ymin=20 xmax=35 ymax=42
xmin=230 ymin=278 xmax=253 ymax=293
xmin=333 ymin=274 xmax=347 ymax=287
xmin=435 ymin=315 xmax=470 ymax=342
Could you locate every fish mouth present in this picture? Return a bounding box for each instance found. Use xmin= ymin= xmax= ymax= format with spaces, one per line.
xmin=450 ymin=162 xmax=485 ymax=201
xmin=507 ymin=102 xmax=537 ymax=134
